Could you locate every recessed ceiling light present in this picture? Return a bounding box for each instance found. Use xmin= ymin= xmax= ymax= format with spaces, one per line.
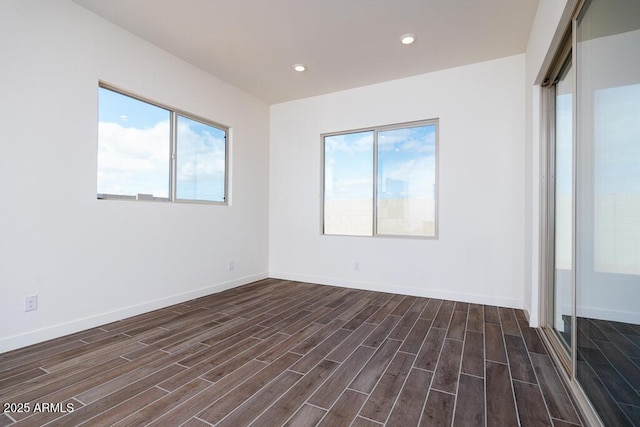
xmin=400 ymin=33 xmax=416 ymax=45
xmin=293 ymin=64 xmax=306 ymax=72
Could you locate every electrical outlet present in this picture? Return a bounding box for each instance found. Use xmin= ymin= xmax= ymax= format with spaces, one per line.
xmin=25 ymin=295 xmax=38 ymax=312
xmin=354 ymin=262 xmax=360 ymax=271
xmin=228 ymin=261 xmax=234 ymax=271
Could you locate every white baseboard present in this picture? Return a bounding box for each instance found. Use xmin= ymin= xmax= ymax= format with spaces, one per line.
xmin=270 ymin=271 xmax=523 ymax=310
xmin=1 ymin=271 xmax=531 ymax=353
xmin=0 ymin=273 xmax=268 ymax=353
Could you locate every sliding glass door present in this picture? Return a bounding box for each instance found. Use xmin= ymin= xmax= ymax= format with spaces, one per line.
xmin=544 ymin=0 xmax=640 ymax=425
xmin=575 ymin=1 xmax=640 ymax=424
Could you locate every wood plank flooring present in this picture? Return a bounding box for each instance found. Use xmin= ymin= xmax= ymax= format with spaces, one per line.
xmin=0 ymin=279 xmax=583 ymax=426
xmin=575 ymin=317 xmax=640 ymax=426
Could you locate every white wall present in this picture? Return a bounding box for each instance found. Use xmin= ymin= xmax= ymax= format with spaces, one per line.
xmin=524 ymin=0 xmax=570 ymax=326
xmin=269 ymin=55 xmax=526 ymax=308
xmin=0 ymin=0 xmax=270 ymax=352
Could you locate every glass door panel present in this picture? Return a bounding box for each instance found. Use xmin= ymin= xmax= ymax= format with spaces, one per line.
xmin=550 ymin=56 xmax=574 ymax=354
xmin=576 ymin=0 xmax=640 ymax=424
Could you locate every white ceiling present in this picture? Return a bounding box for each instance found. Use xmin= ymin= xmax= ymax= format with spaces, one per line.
xmin=73 ymin=0 xmax=540 ymax=104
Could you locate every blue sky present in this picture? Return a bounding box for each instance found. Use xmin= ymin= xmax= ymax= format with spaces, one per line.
xmin=99 ymin=87 xmax=169 ymax=129
xmin=324 ymin=124 xmax=436 ymax=201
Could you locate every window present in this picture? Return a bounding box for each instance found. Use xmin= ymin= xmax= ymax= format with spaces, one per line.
xmin=323 ymin=119 xmax=438 ymax=237
xmin=97 ymin=84 xmax=228 ymax=203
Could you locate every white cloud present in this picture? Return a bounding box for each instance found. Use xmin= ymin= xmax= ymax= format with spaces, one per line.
xmin=378 ymin=127 xmax=436 ymax=154
xmin=176 ymin=122 xmax=225 ymax=176
xmin=325 ymin=133 xmax=373 ymax=153
xmin=379 ymin=156 xmax=436 ymax=199
xmin=97 ymin=120 xmax=170 ymax=197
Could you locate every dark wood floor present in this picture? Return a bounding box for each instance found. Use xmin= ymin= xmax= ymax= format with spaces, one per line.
xmin=575 ymin=317 xmax=640 ymax=427
xmin=0 ymin=279 xmax=583 ymax=426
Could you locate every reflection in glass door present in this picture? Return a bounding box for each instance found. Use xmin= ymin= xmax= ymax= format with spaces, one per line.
xmin=549 ymin=55 xmax=574 ymax=357
xmin=575 ymin=0 xmax=640 ymax=424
